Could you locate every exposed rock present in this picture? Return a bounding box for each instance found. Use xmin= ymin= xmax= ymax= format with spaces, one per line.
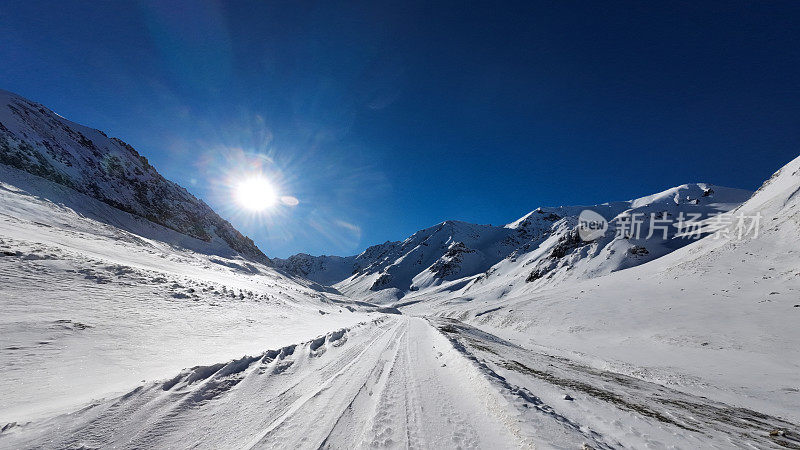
xmin=0 ymin=90 xmax=267 ymax=263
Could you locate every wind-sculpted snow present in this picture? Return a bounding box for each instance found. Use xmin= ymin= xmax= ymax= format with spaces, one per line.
xmin=277 ymin=184 xmax=751 ymax=302
xmin=0 ymin=171 xmax=381 ymax=424
xmin=6 ymin=315 xmax=797 ymax=449
xmin=0 ymin=318 xmax=541 ymax=449
xmin=0 ymin=89 xmax=266 ymax=262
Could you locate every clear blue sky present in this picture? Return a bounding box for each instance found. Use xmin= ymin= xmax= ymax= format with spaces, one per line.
xmin=1 ymin=1 xmax=798 ymax=257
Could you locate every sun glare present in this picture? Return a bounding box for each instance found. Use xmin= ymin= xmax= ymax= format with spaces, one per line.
xmin=235 ymin=175 xmax=278 ymax=212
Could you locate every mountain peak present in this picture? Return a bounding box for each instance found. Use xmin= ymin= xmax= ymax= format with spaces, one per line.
xmin=276 ymin=182 xmax=753 ymax=303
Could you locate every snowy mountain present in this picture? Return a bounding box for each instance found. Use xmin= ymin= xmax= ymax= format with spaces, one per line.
xmin=0 ymin=160 xmax=382 ymax=425
xmin=3 ymin=156 xmax=797 ymax=449
xmin=401 ymin=154 xmax=800 ymax=431
xmin=2 ymin=126 xmax=797 ymax=448
xmin=273 ymin=252 xmax=361 ymax=286
xmin=276 ymin=183 xmax=751 ymax=302
xmin=0 ymin=89 xmax=267 ymax=262
xmin=2 ymin=89 xmax=798 ymax=449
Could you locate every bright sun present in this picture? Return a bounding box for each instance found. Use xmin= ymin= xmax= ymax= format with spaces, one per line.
xmin=235 ymin=175 xmax=278 ymax=211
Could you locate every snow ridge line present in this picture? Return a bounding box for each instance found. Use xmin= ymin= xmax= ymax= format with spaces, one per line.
xmin=242 ymin=318 xmax=405 ymax=449
xmin=160 ymin=324 xmax=357 ymax=394
xmin=0 ymin=320 xmax=382 ymax=447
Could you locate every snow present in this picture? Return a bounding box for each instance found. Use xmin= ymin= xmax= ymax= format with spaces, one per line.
xmin=2 ymin=317 xmax=566 ymax=449
xmin=402 ymin=156 xmax=800 ymax=426
xmin=0 ymin=89 xmax=266 ymax=262
xmin=1 ymin=89 xmax=799 ymax=449
xmin=0 ymin=165 xmax=377 ymax=424
xmin=278 ymin=184 xmax=751 ymax=303
xmin=2 ymin=155 xmax=799 ymax=448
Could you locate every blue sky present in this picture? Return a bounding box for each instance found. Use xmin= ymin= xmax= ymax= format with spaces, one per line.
xmin=1 ymin=1 xmax=799 ymax=257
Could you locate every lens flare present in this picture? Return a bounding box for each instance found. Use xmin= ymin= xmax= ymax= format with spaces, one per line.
xmin=235 ymin=175 xmax=278 ymax=211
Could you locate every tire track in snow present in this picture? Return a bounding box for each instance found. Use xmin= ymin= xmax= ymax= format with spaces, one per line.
xmin=317 ymin=321 xmax=408 ymax=448
xmin=3 ymin=315 xmax=587 ymax=449
xmin=433 ymin=317 xmax=800 ymax=449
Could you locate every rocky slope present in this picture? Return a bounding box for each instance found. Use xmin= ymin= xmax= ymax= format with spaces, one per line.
xmin=0 ymin=89 xmax=267 ymax=263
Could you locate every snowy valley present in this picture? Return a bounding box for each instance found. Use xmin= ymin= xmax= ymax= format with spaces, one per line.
xmin=274 ymin=183 xmax=752 ymax=303
xmin=0 ymin=91 xmax=798 ymax=449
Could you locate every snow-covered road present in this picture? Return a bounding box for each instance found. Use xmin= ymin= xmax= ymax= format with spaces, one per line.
xmin=244 ymin=315 xmax=529 ymax=449
xmin=433 ymin=318 xmax=800 ymax=449
xmin=1 ymin=316 xmax=532 ymax=449
xmin=4 ymin=314 xmax=799 ymax=449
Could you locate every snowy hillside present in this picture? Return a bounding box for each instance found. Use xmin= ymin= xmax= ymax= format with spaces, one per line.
xmin=402 ymin=155 xmax=800 ymax=431
xmin=273 ymin=252 xmax=360 ymax=286
xmin=2 ymin=150 xmax=798 ymax=448
xmin=276 ymin=184 xmax=751 ymax=302
xmin=0 ymin=165 xmax=378 ymax=424
xmin=0 ymin=89 xmax=266 ymax=262
xmin=1 ymin=89 xmax=797 ymax=450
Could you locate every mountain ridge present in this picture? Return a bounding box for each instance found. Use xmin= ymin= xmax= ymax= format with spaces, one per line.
xmin=275 ymin=183 xmax=752 ymax=301
xmin=0 ymin=89 xmax=268 ymax=263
